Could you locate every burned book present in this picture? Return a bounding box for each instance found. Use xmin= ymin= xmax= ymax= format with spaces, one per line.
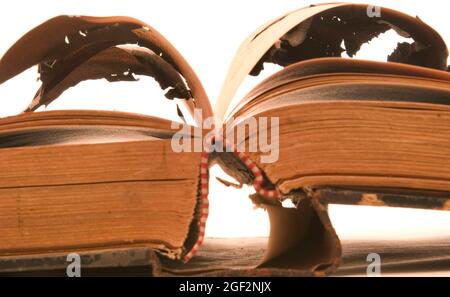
xmin=0 ymin=2 xmax=449 ymax=276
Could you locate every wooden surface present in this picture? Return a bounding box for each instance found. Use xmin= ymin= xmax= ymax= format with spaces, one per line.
xmin=2 ymin=236 xmax=449 ymax=276
xmin=163 ymin=237 xmax=450 ymax=276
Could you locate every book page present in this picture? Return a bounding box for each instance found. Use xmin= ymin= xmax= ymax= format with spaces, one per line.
xmin=0 ymin=15 xmax=213 ymax=122
xmin=214 ymin=2 xmax=345 ymax=121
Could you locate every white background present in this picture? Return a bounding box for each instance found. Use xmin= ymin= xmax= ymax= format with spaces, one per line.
xmin=0 ymin=0 xmax=449 ymax=241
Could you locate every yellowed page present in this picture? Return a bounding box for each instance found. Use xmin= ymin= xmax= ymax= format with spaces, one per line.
xmin=214 ymin=2 xmax=346 ymax=121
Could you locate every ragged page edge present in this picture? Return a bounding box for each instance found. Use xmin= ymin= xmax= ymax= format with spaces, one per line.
xmin=0 ymin=15 xmax=213 ymax=121
xmin=214 ymin=3 xmax=346 ymax=121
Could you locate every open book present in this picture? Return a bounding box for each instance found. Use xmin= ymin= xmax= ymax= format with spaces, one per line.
xmin=0 ymin=2 xmax=449 ymax=276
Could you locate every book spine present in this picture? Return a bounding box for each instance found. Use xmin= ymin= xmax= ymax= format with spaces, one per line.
xmin=183 ymin=137 xmax=281 ymax=263
xmin=183 ymin=151 xmax=210 ymax=263
xmin=234 ymin=151 xmax=280 ymax=200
